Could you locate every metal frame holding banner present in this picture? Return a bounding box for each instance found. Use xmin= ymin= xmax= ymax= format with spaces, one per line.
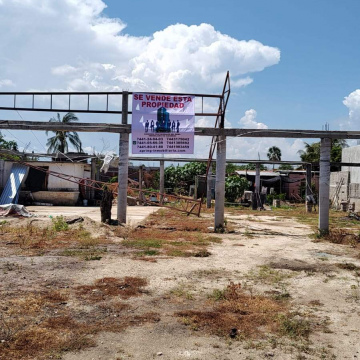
xmin=131 ymin=93 xmax=195 ymax=154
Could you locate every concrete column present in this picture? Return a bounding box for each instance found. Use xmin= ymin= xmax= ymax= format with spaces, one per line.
xmin=117 ymin=91 xmax=129 ymax=224
xmin=159 ymin=160 xmax=164 ymax=205
xmin=305 ymin=163 xmax=312 ymax=212
xmin=207 ymin=162 xmax=212 ymax=209
xmin=138 ymin=165 xmax=143 ymax=205
xmin=215 ymin=135 xmax=226 ymax=230
xmin=255 ymin=163 xmax=260 ymax=191
xmin=90 ymin=157 xmax=96 ymax=200
xmin=319 ymin=138 xmax=331 ymax=233
xmin=255 ymin=163 xmax=261 ymax=208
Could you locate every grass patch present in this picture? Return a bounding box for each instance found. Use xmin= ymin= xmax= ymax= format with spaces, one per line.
xmin=246 ymin=265 xmax=292 ymax=285
xmin=170 ymin=283 xmax=195 ymax=300
xmin=59 ymin=247 xmax=107 ymax=260
xmin=115 ymin=210 xmax=221 ymax=257
xmin=0 ymin=221 xmax=108 ymax=256
xmin=278 ymin=313 xmax=311 ymax=339
xmin=51 ymin=216 xmax=69 ymax=231
xmin=336 ymin=262 xmax=360 ymax=271
xmin=122 ymin=238 xmax=164 ymax=249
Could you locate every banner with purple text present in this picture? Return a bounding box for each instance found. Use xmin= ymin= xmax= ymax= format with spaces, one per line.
xmin=132 ymin=93 xmax=195 ymax=154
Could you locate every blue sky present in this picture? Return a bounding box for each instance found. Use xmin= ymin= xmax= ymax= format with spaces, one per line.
xmin=0 ymin=0 xmax=359 ymax=161
xmin=103 ymin=0 xmax=360 ymax=129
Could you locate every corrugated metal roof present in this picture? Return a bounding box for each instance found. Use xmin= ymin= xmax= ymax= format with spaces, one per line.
xmin=0 ymin=164 xmax=28 ymax=205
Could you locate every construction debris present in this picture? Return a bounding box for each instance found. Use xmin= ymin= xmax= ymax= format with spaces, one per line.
xmin=0 ymin=204 xmax=32 ymax=217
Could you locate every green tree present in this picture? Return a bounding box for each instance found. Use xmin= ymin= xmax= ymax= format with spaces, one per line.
xmin=46 ymin=112 xmax=82 ymax=154
xmin=0 ymin=131 xmax=18 ymax=151
xmin=226 ymin=162 xmax=239 ymax=175
xmin=164 ymin=162 xmax=207 ymax=194
xmin=298 ymin=140 xmax=348 ymax=170
xmin=278 ymin=164 xmax=293 ymax=170
xmin=298 ymin=142 xmax=320 ymax=163
xmin=237 ymin=164 xmax=268 ymax=171
xmin=225 ymin=176 xmax=249 ymax=202
xmin=267 ymin=146 xmax=281 ymax=170
xmin=0 ymin=131 xmax=19 ymax=160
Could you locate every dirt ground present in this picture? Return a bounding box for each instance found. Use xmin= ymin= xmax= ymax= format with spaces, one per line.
xmin=25 ymin=205 xmax=159 ymax=225
xmin=1 ymin=205 xmax=360 ymax=360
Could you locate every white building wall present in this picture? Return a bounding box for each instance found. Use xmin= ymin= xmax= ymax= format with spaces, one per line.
xmin=47 ymin=163 xmax=87 ymax=190
xmin=342 ymin=145 xmax=360 ymax=183
xmin=0 ymin=161 xmax=90 ymax=190
xmin=329 ymin=171 xmax=349 ymax=204
xmin=342 ymin=146 xmax=360 ymax=211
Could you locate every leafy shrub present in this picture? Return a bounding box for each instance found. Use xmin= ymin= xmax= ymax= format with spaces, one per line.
xmin=225 ymin=176 xmax=249 ymax=202
xmin=52 ymin=216 xmax=69 ymax=232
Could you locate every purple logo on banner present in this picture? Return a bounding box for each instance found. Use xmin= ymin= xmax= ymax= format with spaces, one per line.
xmin=132 ymin=93 xmax=195 ymax=154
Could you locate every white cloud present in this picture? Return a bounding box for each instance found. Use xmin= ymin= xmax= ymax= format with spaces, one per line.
xmin=130 ymin=23 xmax=280 ymax=92
xmin=0 ymin=79 xmax=14 ymax=87
xmin=342 ymin=89 xmax=360 ymax=130
xmin=226 ymin=135 xmax=304 ymax=162
xmin=0 ymin=0 xmax=281 ymax=156
xmin=239 ymin=109 xmax=268 ymax=129
xmin=0 ymin=1 xmax=280 ymax=93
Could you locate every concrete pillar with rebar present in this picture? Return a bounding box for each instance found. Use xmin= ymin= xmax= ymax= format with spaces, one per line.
xmin=215 ymin=135 xmax=226 ymax=229
xmin=255 ymin=163 xmax=260 ymax=208
xmin=117 ymin=91 xmax=129 ymax=224
xmin=319 ymin=138 xmax=331 ymax=232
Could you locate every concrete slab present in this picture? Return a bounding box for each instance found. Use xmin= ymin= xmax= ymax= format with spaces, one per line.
xmin=26 ymin=205 xmax=159 ymax=225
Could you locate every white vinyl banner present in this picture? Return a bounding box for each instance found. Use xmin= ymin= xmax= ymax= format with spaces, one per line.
xmin=132 ymin=93 xmax=195 ymax=154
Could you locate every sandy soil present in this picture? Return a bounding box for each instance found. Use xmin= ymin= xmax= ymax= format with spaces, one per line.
xmin=1 ymin=208 xmax=360 ymax=360
xmin=25 ymin=205 xmax=159 ymax=225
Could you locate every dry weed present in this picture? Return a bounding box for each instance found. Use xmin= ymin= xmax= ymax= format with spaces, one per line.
xmin=0 ymin=277 xmax=155 ymax=360
xmin=177 ymin=282 xmax=287 ymax=339
xmin=75 ymin=276 xmax=148 ymax=301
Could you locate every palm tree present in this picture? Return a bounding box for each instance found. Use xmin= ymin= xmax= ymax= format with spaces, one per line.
xmin=46 ymin=113 xmax=82 ymax=154
xmin=298 ymin=140 xmax=348 ymax=171
xmin=297 ymin=142 xmax=320 ymax=164
xmin=267 ymin=146 xmax=281 ymax=170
